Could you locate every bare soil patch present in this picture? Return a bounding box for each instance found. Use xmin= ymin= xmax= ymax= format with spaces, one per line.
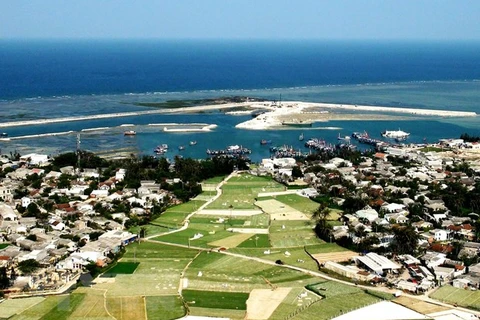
xmin=246 ymin=287 xmax=291 ymax=319
xmin=255 ymin=199 xmax=308 ymax=221
xmin=312 ymin=251 xmax=358 ymax=263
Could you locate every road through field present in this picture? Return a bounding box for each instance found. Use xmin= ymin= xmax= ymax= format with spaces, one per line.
xmin=144 ymin=172 xmax=480 ymax=317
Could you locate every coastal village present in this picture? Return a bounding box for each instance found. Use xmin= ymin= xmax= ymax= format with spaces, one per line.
xmin=2 ymin=133 xmax=480 ymax=319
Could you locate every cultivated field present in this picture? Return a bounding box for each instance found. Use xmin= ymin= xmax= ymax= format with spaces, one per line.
xmin=246 ymin=287 xmax=292 ymax=319
xmin=256 ymin=199 xmax=309 ymax=221
xmin=0 ymin=296 xmax=45 ymax=319
xmin=394 ymin=295 xmax=448 ymax=314
xmin=206 ymin=173 xmax=285 ymax=210
xmin=269 ymin=220 xmax=321 ymax=247
xmin=274 ymin=194 xmax=320 ymax=215
xmin=311 ymin=250 xmax=358 ymax=263
xmin=431 ymin=285 xmax=480 ymax=310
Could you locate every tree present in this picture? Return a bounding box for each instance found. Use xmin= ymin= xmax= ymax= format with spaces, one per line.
xmin=313 ymin=205 xmax=333 ymax=241
xmin=292 ymin=166 xmax=303 ymax=178
xmin=18 ymin=259 xmax=40 ymax=274
xmin=391 ymin=225 xmax=419 ymax=255
xmin=0 ymin=267 xmax=9 ymax=289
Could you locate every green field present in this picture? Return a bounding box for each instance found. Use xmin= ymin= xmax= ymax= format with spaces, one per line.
xmin=183 ymin=290 xmax=249 ymax=310
xmin=431 ymin=285 xmax=480 ymax=310
xmin=150 ymin=200 xmax=206 ymax=228
xmin=146 ymin=296 xmax=186 ymax=320
xmin=202 ymin=176 xmax=226 ymax=184
xmin=184 ymin=252 xmax=317 ymax=292
xmin=104 ymin=262 xmax=140 ymax=275
xmin=0 ymin=296 xmax=45 ymax=319
xmin=237 ymin=234 xmax=271 ymax=248
xmin=0 ymin=243 xmax=9 ymax=249
xmin=11 ymin=294 xmax=85 ymax=320
xmin=207 ymin=173 xmax=285 ymax=210
xmin=274 ymin=194 xmax=320 ymax=215
xmin=230 ymin=243 xmax=347 ymax=271
xmin=269 ymin=220 xmax=322 ymax=247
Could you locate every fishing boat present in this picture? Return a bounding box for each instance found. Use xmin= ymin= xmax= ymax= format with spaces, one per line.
xmin=124 ymin=130 xmax=136 ymax=136
xmin=189 ymin=141 xmax=197 ymax=146
xmin=0 ymin=133 xmax=8 ymax=138
xmin=381 ymin=129 xmax=410 ymax=139
xmin=178 ymin=145 xmax=185 ymax=151
xmin=260 ymin=139 xmax=272 ymax=145
xmin=299 ymin=133 xmax=304 ymax=141
xmin=337 ymin=133 xmax=351 ymax=141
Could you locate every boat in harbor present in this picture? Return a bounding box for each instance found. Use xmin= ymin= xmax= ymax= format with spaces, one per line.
xmin=337 ymin=133 xmax=351 ymax=141
xmin=124 ymin=130 xmax=136 ymax=136
xmin=0 ymin=133 xmax=8 ymax=138
xmin=299 ymin=133 xmax=304 ymax=141
xmin=189 ymin=141 xmax=197 ymax=146
xmin=381 ymin=129 xmax=410 ymax=139
xmin=178 ymin=145 xmax=185 ymax=151
xmin=260 ymin=139 xmax=272 ymax=145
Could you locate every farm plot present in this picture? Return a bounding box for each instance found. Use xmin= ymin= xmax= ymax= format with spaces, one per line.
xmin=0 ymin=296 xmax=45 ymax=319
xmin=246 ymin=287 xmax=292 ymax=320
xmin=151 ymin=200 xmax=206 ymax=228
xmin=10 ymin=294 xmax=80 ymax=320
xmin=268 ymin=287 xmax=321 ymax=320
xmin=146 ymin=296 xmax=186 ymax=320
xmin=274 ymin=194 xmax=320 ymax=215
xmin=184 ymin=252 xmax=317 ymax=293
xmin=431 ymin=285 xmax=480 ymax=310
xmin=237 ymin=234 xmax=271 ymax=248
xmin=311 ymin=250 xmax=358 ymax=263
xmin=206 ymin=173 xmax=285 ymax=210
xmin=107 ymin=296 xmax=146 ymax=320
xmin=290 ymin=281 xmax=381 ymax=320
xmin=394 ymin=295 xmax=448 ymax=314
xmin=269 ymin=220 xmax=321 ymax=247
xmin=153 ymin=222 xmax=238 ymax=248
xmin=103 ymin=262 xmax=139 ymax=275
xmin=67 ymin=288 xmax=112 ymax=319
xmin=230 ymin=243 xmax=350 ymax=272
xmin=256 ymin=199 xmax=309 ymax=221
xmin=183 ymin=290 xmax=249 ymax=310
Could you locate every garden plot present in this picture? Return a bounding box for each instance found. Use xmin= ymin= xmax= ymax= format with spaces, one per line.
xmin=246 ymin=287 xmax=291 ymax=320
xmin=256 ymin=199 xmax=309 ymax=221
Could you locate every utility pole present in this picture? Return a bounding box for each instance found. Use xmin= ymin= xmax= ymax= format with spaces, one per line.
xmin=76 ymin=133 xmax=81 ymax=174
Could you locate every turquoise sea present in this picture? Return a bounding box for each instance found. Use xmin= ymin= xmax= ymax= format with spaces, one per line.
xmin=0 ymin=40 xmax=479 ymax=161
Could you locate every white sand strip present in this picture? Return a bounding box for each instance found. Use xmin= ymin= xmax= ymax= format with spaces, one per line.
xmin=196 ymin=209 xmax=263 ymax=216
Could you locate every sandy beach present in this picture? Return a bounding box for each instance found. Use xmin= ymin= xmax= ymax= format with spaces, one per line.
xmin=235 ymin=101 xmax=476 ymax=130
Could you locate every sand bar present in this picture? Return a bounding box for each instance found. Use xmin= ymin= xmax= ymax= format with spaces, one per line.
xmin=235 ymin=101 xmax=476 ymax=130
xmin=0 ymin=100 xmax=474 ymax=129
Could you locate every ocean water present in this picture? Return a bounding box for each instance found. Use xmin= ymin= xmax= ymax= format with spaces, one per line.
xmin=0 ymin=40 xmax=480 ymax=161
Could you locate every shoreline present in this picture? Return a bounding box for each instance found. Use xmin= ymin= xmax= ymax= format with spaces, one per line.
xmin=235 ymin=101 xmax=476 ymax=130
xmin=0 ymin=101 xmax=474 ymax=129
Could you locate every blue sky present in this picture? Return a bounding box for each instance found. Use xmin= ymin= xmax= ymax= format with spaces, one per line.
xmin=1 ymin=0 xmax=479 ymax=40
